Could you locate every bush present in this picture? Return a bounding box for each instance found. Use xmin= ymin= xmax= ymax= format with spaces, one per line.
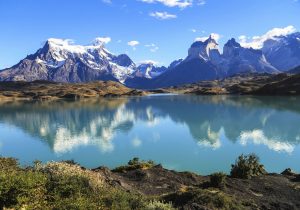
xmin=210 ymin=172 xmax=227 ymax=189
xmin=0 ymin=157 xmax=149 ymax=209
xmin=0 ymin=164 xmax=48 ymax=209
xmin=145 ymin=200 xmax=175 ymax=210
xmin=230 ymin=154 xmax=266 ymax=179
xmin=113 ymin=157 xmax=155 ymax=173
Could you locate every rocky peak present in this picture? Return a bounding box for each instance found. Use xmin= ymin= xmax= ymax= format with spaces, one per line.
xmin=187 ymin=36 xmax=221 ymax=62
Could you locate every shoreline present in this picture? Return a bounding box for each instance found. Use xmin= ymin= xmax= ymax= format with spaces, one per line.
xmin=1 ymin=155 xmax=300 ymax=209
xmin=1 ymin=73 xmax=300 ymax=101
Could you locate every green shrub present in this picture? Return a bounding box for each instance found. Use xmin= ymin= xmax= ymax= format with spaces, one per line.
xmin=0 ymin=157 xmax=19 ymax=171
xmin=0 ymin=157 xmax=149 ymax=209
xmin=0 ymin=167 xmax=48 ymax=209
xmin=210 ymin=172 xmax=227 ymax=189
xmin=230 ymin=154 xmax=266 ymax=179
xmin=113 ymin=157 xmax=155 ymax=173
xmin=145 ymin=200 xmax=175 ymax=210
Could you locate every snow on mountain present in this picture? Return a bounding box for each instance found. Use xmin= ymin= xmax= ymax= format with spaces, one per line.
xmin=134 ymin=61 xmax=167 ymax=79
xmin=0 ymin=38 xmax=136 ymax=83
xmin=2 ymin=30 xmax=300 ymax=87
xmin=262 ymin=32 xmax=300 ymax=71
xmin=187 ymin=35 xmax=222 ymax=64
xmin=222 ymin=38 xmax=278 ymax=75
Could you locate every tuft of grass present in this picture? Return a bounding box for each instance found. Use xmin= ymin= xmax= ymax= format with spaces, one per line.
xmin=230 ymin=153 xmax=266 ymax=179
xmin=112 ymin=157 xmax=156 ymax=173
xmin=145 ymin=200 xmax=175 ymax=210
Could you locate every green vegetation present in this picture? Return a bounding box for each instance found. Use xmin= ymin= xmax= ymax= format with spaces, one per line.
xmin=0 ymin=157 xmax=165 ymax=209
xmin=112 ymin=157 xmax=156 ymax=173
xmin=230 ymin=154 xmax=266 ymax=179
xmin=210 ymin=172 xmax=227 ymax=189
xmin=145 ymin=200 xmax=175 ymax=210
xmin=0 ymin=154 xmax=275 ymax=209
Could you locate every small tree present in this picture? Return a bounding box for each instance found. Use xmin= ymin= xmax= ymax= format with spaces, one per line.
xmin=230 ymin=154 xmax=266 ymax=179
xmin=128 ymin=157 xmax=140 ymax=166
xmin=210 ymin=172 xmax=227 ymax=189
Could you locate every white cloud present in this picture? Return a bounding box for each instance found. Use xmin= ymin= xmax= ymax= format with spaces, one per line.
xmin=195 ymin=33 xmax=221 ymax=42
xmin=132 ymin=137 xmax=142 ymax=148
xmin=138 ymin=60 xmax=160 ymax=65
xmin=128 ymin=40 xmax=140 ymax=50
xmin=197 ymin=127 xmax=222 ymax=150
xmin=93 ymin=37 xmax=111 ymax=45
xmin=238 ymin=25 xmax=296 ymax=49
xmin=239 ymin=129 xmax=294 ymax=153
xmin=197 ymin=0 xmax=206 ymax=5
xmin=190 ymin=29 xmax=197 ymax=33
xmin=102 ymin=0 xmax=112 ymax=4
xmin=140 ymin=0 xmax=192 ymax=8
xmin=149 ymin=11 xmax=177 ymax=20
xmin=128 ymin=40 xmax=139 ymax=46
xmin=145 ymin=43 xmax=159 ymax=52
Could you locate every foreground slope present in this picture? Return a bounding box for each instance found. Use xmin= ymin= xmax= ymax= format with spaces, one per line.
xmin=1 ymin=157 xmax=300 ymax=209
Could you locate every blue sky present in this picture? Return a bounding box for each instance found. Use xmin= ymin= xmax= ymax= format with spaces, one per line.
xmin=0 ymin=0 xmax=299 ymax=68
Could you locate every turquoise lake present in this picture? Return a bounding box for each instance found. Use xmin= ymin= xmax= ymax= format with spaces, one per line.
xmin=0 ymin=95 xmax=300 ymax=175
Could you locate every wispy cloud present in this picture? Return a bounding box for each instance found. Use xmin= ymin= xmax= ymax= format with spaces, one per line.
xmin=93 ymin=37 xmax=111 ymax=45
xmin=128 ymin=40 xmax=140 ymax=50
xmin=149 ymin=11 xmax=177 ymax=20
xmin=195 ymin=33 xmax=221 ymax=42
xmin=197 ymin=0 xmax=206 ymax=5
xmin=145 ymin=43 xmax=159 ymax=52
xmin=140 ymin=0 xmax=192 ymax=8
xmin=238 ymin=25 xmax=296 ymax=49
xmin=239 ymin=129 xmax=294 ymax=153
xmin=102 ymin=0 xmax=112 ymax=4
xmin=138 ymin=60 xmax=160 ymax=65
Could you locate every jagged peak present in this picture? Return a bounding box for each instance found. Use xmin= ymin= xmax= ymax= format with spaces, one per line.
xmin=43 ymin=38 xmax=111 ymax=55
xmin=137 ymin=60 xmax=159 ymax=67
xmin=92 ymin=37 xmax=111 ymax=47
xmin=224 ymin=38 xmax=241 ymax=48
xmin=191 ymin=35 xmax=219 ymax=49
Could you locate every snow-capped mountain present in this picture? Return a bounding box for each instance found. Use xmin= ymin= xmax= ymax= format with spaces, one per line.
xmin=134 ymin=61 xmax=167 ymax=79
xmin=262 ymin=32 xmax=300 ymax=71
xmin=1 ymin=32 xmax=300 ymax=88
xmin=146 ymin=37 xmax=221 ymax=88
xmin=140 ymin=36 xmax=278 ymax=88
xmin=186 ymin=36 xmax=222 ymax=65
xmin=0 ymin=38 xmax=136 ymax=83
xmin=222 ymin=38 xmax=278 ymax=75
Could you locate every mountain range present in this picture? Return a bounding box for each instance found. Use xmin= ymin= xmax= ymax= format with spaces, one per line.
xmin=1 ymin=32 xmax=300 ymax=89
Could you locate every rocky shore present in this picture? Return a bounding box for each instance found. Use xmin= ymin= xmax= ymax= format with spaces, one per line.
xmin=166 ymin=73 xmax=300 ymax=96
xmin=0 ymin=80 xmax=146 ymax=101
xmin=0 ymin=73 xmax=300 ymax=101
xmin=1 ymin=155 xmax=300 ymax=209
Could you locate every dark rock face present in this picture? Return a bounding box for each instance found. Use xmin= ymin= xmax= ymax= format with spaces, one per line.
xmin=150 ymin=58 xmax=220 ymax=88
xmin=222 ymin=38 xmax=278 ymax=75
xmin=263 ymin=32 xmax=300 ymax=71
xmin=112 ymin=54 xmax=135 ymax=68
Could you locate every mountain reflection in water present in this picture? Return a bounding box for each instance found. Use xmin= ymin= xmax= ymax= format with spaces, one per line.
xmin=0 ymin=95 xmax=300 ymax=174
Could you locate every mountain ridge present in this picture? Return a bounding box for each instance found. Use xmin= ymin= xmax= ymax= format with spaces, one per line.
xmin=1 ymin=32 xmax=300 ymax=88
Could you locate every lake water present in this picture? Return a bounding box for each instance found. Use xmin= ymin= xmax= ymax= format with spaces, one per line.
xmin=0 ymin=95 xmax=300 ymax=175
